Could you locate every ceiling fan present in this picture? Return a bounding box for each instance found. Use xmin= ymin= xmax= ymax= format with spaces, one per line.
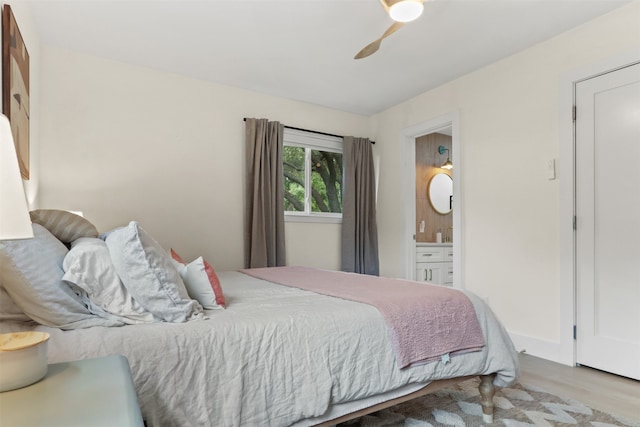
xmin=354 ymin=0 xmax=425 ymax=60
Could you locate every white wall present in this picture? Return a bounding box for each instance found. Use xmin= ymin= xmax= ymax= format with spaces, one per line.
xmin=33 ymin=1 xmax=640 ymax=361
xmin=372 ymin=2 xmax=640 ymax=360
xmin=1 ymin=1 xmax=41 ymax=207
xmin=38 ymin=47 xmax=369 ymax=271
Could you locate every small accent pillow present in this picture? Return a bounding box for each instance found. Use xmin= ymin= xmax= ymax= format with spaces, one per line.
xmin=30 ymin=209 xmax=99 ymax=244
xmin=105 ymin=221 xmax=203 ymax=322
xmin=63 ymin=238 xmax=156 ymax=324
xmin=0 ymin=224 xmax=123 ymax=329
xmin=170 ymin=249 xmax=226 ymax=309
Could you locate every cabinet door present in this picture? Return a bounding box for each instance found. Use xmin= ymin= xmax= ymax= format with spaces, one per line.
xmin=416 ymin=263 xmax=444 ymax=285
xmin=443 ymin=262 xmax=454 ymax=286
xmin=416 ymin=265 xmax=429 ymax=282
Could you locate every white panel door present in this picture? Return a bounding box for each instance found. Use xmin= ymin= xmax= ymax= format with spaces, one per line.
xmin=575 ymin=62 xmax=640 ymax=379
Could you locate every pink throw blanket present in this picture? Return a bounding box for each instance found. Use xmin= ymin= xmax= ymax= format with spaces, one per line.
xmin=241 ymin=266 xmax=485 ymax=368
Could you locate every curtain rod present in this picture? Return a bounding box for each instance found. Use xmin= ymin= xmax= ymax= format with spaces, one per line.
xmin=243 ymin=118 xmax=375 ymax=144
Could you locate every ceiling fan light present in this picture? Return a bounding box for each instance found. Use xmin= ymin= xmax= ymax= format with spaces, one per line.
xmin=389 ymin=0 xmax=424 ymax=23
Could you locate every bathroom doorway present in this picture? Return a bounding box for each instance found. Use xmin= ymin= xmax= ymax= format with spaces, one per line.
xmin=414 ymin=129 xmax=454 ymax=286
xmin=401 ymin=112 xmax=462 ymax=288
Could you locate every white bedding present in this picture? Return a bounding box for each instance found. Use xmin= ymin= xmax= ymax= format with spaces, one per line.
xmin=0 ymin=271 xmax=519 ymax=427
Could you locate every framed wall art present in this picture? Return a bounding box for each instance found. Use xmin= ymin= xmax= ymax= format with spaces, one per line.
xmin=2 ymin=4 xmax=30 ymax=180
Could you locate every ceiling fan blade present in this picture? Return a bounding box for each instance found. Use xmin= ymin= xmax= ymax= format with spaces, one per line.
xmin=379 ymin=0 xmax=390 ymax=13
xmin=354 ymin=21 xmax=404 ymax=60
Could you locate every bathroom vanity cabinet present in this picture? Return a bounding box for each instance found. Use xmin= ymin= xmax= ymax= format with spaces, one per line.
xmin=415 ymin=244 xmax=453 ymax=286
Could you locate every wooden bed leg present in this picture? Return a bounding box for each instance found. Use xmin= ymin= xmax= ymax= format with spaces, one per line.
xmin=479 ymin=374 xmax=496 ymax=424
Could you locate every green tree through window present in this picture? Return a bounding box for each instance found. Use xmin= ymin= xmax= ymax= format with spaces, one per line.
xmin=310 ymin=150 xmax=342 ymax=213
xmin=283 ymin=146 xmax=305 ymax=212
xmin=283 ymin=129 xmax=343 ymax=218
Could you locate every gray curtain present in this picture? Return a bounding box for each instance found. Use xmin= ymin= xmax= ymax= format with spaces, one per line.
xmin=244 ymin=118 xmax=286 ymax=268
xmin=341 ymin=136 xmax=380 ymax=275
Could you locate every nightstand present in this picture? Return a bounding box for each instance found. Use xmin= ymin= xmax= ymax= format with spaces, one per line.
xmin=0 ymin=354 xmax=144 ymax=427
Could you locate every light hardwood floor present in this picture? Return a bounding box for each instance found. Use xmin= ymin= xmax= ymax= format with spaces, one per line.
xmin=518 ymin=353 xmax=640 ymax=421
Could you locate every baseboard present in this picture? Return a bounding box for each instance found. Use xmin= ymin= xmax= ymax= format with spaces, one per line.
xmin=508 ymin=331 xmax=570 ymax=366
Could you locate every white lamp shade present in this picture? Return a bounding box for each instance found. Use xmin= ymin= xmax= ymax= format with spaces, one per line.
xmin=0 ymin=114 xmax=33 ymax=240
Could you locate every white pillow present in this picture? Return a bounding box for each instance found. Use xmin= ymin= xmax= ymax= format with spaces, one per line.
xmin=63 ymin=238 xmax=156 ymax=324
xmin=170 ymin=250 xmax=225 ymax=310
xmin=0 ymin=224 xmax=122 ymax=329
xmin=105 ymin=221 xmax=203 ymax=322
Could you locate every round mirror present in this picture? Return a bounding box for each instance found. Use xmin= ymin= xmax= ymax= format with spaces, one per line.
xmin=428 ymin=173 xmax=453 ymax=215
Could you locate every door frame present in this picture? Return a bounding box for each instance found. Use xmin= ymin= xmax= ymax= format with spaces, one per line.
xmin=558 ymin=50 xmax=640 ymax=366
xmin=402 ymin=111 xmax=463 ymax=288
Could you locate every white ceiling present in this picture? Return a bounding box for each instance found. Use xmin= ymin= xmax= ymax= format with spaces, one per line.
xmin=26 ymin=0 xmax=631 ymax=115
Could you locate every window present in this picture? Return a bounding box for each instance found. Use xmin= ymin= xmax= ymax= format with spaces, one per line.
xmin=283 ymin=128 xmax=343 ymax=222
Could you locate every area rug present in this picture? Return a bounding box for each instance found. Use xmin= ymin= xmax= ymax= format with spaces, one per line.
xmin=339 ymin=378 xmax=639 ymax=427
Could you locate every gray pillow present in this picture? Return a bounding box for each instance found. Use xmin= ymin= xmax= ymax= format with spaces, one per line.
xmin=0 ymin=223 xmax=123 ymax=329
xmin=0 ymin=285 xmax=31 ymax=322
xmin=105 ymin=221 xmax=203 ymax=323
xmin=30 ymin=209 xmax=99 ymax=244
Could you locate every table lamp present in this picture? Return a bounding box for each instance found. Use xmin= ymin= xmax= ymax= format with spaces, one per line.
xmin=0 ymin=113 xmax=33 ymax=240
xmin=0 ymin=113 xmax=48 ymax=393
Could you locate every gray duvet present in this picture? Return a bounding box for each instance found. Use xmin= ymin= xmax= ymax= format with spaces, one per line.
xmin=0 ymin=271 xmax=519 ymax=427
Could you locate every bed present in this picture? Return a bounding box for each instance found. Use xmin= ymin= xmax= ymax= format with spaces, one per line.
xmin=0 ymin=212 xmax=519 ymax=427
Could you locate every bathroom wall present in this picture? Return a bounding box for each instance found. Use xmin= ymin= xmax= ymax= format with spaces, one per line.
xmin=415 ymin=132 xmax=452 ymax=243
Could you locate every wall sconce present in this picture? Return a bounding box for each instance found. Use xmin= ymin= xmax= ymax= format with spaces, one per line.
xmin=438 ymin=145 xmax=453 ymax=170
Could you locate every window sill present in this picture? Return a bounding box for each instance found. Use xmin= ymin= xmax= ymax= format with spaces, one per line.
xmin=284 ymin=214 xmax=342 ymax=224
